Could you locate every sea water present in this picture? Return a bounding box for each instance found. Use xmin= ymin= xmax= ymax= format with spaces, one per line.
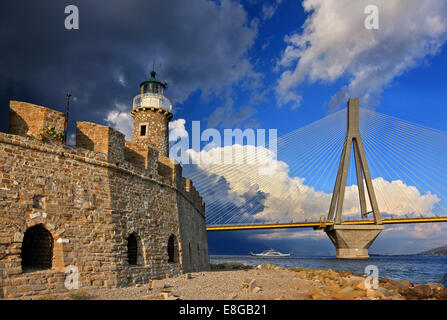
xmin=210 ymin=255 xmax=447 ymax=286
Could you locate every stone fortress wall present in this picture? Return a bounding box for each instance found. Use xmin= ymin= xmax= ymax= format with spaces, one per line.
xmin=0 ymin=101 xmax=209 ymax=298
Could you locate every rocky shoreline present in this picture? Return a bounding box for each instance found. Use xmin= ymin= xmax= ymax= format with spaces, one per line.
xmin=9 ymin=263 xmax=447 ymax=300
xmin=256 ymin=264 xmax=447 ymax=300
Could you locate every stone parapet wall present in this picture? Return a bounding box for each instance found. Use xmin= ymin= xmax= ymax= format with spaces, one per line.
xmin=9 ymin=101 xmax=65 ymax=140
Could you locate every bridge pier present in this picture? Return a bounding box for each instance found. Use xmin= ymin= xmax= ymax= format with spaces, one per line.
xmin=325 ymin=224 xmax=384 ymax=259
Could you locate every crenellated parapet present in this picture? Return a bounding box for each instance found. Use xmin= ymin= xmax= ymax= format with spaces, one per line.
xmin=76 ymin=121 xmax=125 ymax=164
xmin=6 ymin=101 xmax=205 ymax=217
xmin=182 ymin=178 xmax=205 ymax=216
xmin=124 ymin=141 xmax=158 ymax=174
xmin=9 ymin=101 xmax=65 ymax=143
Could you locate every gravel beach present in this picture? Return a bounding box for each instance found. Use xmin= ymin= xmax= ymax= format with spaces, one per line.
xmin=19 ymin=263 xmax=447 ymax=300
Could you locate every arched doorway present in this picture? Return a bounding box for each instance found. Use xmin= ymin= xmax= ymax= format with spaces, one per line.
xmin=127 ymin=233 xmax=138 ymax=265
xmin=21 ymin=224 xmax=54 ymax=271
xmin=167 ymin=234 xmax=179 ymax=263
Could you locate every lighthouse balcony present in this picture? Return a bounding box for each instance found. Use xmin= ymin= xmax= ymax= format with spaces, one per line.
xmin=132 ymin=93 xmax=173 ymax=113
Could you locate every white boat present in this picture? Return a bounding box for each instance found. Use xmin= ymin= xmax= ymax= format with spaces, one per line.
xmin=249 ymin=249 xmax=291 ymax=257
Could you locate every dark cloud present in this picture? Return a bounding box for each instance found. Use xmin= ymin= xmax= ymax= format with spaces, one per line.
xmin=0 ymin=0 xmax=259 ymax=133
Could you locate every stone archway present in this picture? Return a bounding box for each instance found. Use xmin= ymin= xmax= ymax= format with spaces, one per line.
xmin=167 ymin=234 xmax=179 ymax=263
xmin=127 ymin=233 xmax=138 ymax=265
xmin=21 ymin=224 xmax=54 ymax=271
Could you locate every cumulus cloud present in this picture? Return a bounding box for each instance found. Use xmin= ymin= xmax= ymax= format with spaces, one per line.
xmin=104 ymin=103 xmax=133 ymax=139
xmin=185 ymin=144 xmax=440 ymax=224
xmin=249 ymin=229 xmax=326 ymax=241
xmin=169 ymin=119 xmax=189 ymax=142
xmin=275 ymin=0 xmax=447 ymax=110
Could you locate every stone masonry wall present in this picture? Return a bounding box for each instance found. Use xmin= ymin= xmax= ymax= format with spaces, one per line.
xmin=131 ymin=108 xmax=171 ymax=157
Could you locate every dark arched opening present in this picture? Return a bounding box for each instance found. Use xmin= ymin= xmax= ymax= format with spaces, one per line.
xmin=127 ymin=233 xmax=138 ymax=265
xmin=21 ymin=224 xmax=53 ymax=271
xmin=167 ymin=234 xmax=179 ymax=263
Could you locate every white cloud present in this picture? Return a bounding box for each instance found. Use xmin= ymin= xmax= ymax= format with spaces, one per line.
xmin=169 ymin=119 xmax=189 ymax=142
xmin=382 ymin=223 xmax=447 ymax=240
xmin=276 ymin=0 xmax=447 ymax=110
xmin=188 ymin=144 xmax=441 ymax=224
xmin=249 ymin=229 xmax=326 ymax=241
xmin=67 ymin=133 xmax=76 ymax=146
xmin=104 ymin=102 xmax=133 ymax=140
xmin=262 ymin=0 xmax=283 ymax=21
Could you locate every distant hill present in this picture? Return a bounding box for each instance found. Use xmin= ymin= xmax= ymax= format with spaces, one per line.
xmin=418 ymin=245 xmax=447 ymax=256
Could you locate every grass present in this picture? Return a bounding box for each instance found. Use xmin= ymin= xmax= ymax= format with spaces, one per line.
xmin=67 ymin=289 xmax=90 ymax=300
xmin=210 ymin=263 xmax=253 ymax=270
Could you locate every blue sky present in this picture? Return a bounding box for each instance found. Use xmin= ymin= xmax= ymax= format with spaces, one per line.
xmin=1 ymin=0 xmax=447 ymax=255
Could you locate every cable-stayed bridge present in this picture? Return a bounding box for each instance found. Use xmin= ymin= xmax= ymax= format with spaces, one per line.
xmin=183 ymin=98 xmax=447 ymax=258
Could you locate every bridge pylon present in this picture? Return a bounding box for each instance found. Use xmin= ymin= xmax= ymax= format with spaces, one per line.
xmin=325 ymin=98 xmax=383 ymax=259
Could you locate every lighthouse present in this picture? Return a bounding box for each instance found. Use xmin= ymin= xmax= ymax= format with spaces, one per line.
xmin=131 ymin=70 xmax=173 ymax=156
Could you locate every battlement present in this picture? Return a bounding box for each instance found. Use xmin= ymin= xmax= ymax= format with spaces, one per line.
xmin=124 ymin=141 xmax=158 ymax=173
xmin=182 ymin=177 xmax=205 ymax=214
xmin=76 ymin=121 xmax=125 ymax=164
xmin=9 ymin=101 xmax=65 ymax=142
xmin=158 ymin=156 xmax=205 ymax=213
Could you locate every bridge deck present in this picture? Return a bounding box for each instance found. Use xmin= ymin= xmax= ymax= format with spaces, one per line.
xmin=206 ymin=216 xmax=447 ymax=231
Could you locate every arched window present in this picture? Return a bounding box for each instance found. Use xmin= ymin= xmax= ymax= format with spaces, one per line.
xmin=197 ymin=244 xmax=201 ymax=264
xmin=167 ymin=234 xmax=179 ymax=263
xmin=21 ymin=224 xmax=53 ymax=271
xmin=127 ymin=233 xmax=138 ymax=265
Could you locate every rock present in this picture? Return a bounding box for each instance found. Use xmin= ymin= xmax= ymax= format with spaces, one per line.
xmin=366 ymin=289 xmax=376 ymax=297
xmin=335 ymin=286 xmax=352 ymax=295
xmin=160 ymin=290 xmax=172 ymax=299
xmin=332 ymin=287 xmax=363 ymax=300
xmin=412 ymin=284 xmax=433 ymax=299
xmin=398 ymin=287 xmax=418 ymax=299
xmin=355 ymin=280 xmax=367 ymax=290
xmin=434 ymin=288 xmax=447 ymax=300
xmin=324 ymin=285 xmax=340 ymax=294
xmin=151 ymin=280 xmax=166 ymax=290
xmin=341 ymin=277 xmax=352 ymax=287
xmin=349 ymin=276 xmax=364 ymax=285
xmin=308 ymin=286 xmax=322 ymax=295
xmin=426 ymin=283 xmax=444 ymax=293
xmin=390 ymin=294 xmax=406 ymax=300
xmin=383 ymin=280 xmax=400 ymax=291
xmin=252 ymin=286 xmax=262 ymax=294
xmin=311 ymin=293 xmax=333 ymax=300
xmin=256 ymin=264 xmax=263 ymax=270
xmin=185 ymin=273 xmax=192 ymax=280
xmin=242 ymin=279 xmax=257 ymax=292
xmin=377 ymin=288 xmax=392 ymax=298
xmin=399 ymin=280 xmax=411 ymax=288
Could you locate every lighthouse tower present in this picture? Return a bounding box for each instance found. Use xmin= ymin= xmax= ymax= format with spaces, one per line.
xmin=131 ymin=70 xmax=173 ymax=156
